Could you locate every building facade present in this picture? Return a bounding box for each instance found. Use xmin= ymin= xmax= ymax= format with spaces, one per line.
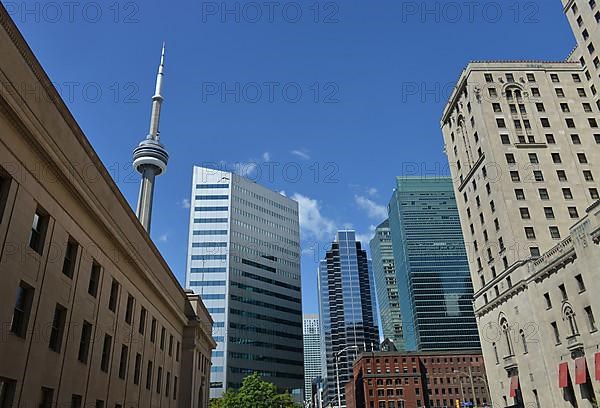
xmin=440 ymin=2 xmax=600 ymax=405
xmin=0 ymin=4 xmax=215 ymax=407
xmin=185 ymin=166 xmax=303 ymax=400
xmin=345 ymin=351 xmax=490 ymax=408
xmin=388 ymin=177 xmax=480 ymax=352
xmin=369 ymin=220 xmax=404 ymax=351
xmin=304 ymin=314 xmax=323 ymax=405
xmin=318 ymin=231 xmax=379 ymax=408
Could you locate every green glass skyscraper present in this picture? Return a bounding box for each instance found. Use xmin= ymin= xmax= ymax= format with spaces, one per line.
xmin=369 ymin=219 xmax=404 ymax=350
xmin=388 ymin=177 xmax=480 ymax=351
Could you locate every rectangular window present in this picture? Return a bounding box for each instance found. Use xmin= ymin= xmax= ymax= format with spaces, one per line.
xmin=533 ymin=171 xmax=544 ymax=182
xmin=551 ymin=322 xmax=561 ymax=344
xmin=544 ymin=293 xmax=552 ymax=309
xmin=156 ymin=367 xmax=162 ymax=394
xmin=29 ymin=209 xmax=47 ymax=254
xmin=49 ymin=304 xmax=67 ymax=353
xmin=585 ymin=306 xmax=597 ymax=332
xmin=166 ymin=372 xmax=171 ymax=397
xmin=100 ymin=334 xmax=112 ymax=373
xmin=11 ymin=282 xmax=33 ymax=338
xmin=146 ymin=361 xmax=153 ymax=390
xmin=71 ymin=395 xmax=82 ymax=408
xmin=549 ymin=226 xmax=561 ymax=239
xmin=173 ymin=376 xmax=178 ymax=400
xmin=88 ymin=262 xmax=101 ymax=297
xmin=0 ymin=378 xmax=16 ymax=408
xmin=169 ymin=335 xmax=173 ymax=356
xmin=151 ymin=317 xmax=157 ymax=343
xmin=546 ymin=134 xmax=556 ymax=144
xmin=118 ymin=345 xmax=128 ymax=379
xmin=520 ymin=208 xmax=530 ymax=219
xmin=576 ymin=274 xmax=586 ymax=292
xmin=125 ymin=294 xmax=134 ymax=325
xmin=584 ymin=170 xmax=594 ymax=181
xmin=0 ymin=171 xmax=10 ymax=224
xmin=559 ymin=284 xmax=568 ymax=301
xmin=133 ymin=353 xmax=142 ymax=385
xmin=176 ymin=341 xmax=180 ymax=362
xmin=40 ymin=387 xmax=54 ymax=408
xmin=160 ymin=327 xmax=166 ymax=350
xmin=572 ymin=134 xmax=582 ymax=144
xmin=62 ymin=238 xmax=78 ymax=278
xmin=78 ymin=321 xmax=93 ymax=363
xmin=557 ymin=170 xmax=568 ymax=182
xmin=525 ymin=227 xmax=536 ymax=239
xmin=591 ymin=188 xmax=600 ymax=200
xmin=108 ymin=279 xmax=119 ymax=312
xmin=578 ymin=153 xmax=589 ymax=163
xmin=544 ymin=207 xmax=555 ymax=219
xmin=95 ymin=401 xmax=104 ymax=408
xmin=563 ymin=188 xmax=573 ymax=200
xmin=569 ymin=207 xmax=579 ymax=218
xmin=139 ymin=307 xmax=147 ymax=334
xmin=539 ymin=189 xmax=550 ymax=200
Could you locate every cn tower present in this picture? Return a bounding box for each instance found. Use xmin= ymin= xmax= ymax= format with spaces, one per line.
xmin=133 ymin=44 xmax=169 ymax=232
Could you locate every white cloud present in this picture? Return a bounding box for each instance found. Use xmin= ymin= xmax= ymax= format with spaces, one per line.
xmin=355 ymin=195 xmax=388 ymax=221
xmin=291 ymin=149 xmax=311 ymax=160
xmin=366 ymin=187 xmax=378 ymax=196
xmin=181 ymin=198 xmax=191 ymax=209
xmin=356 ymin=225 xmax=377 ymax=245
xmin=262 ymin=152 xmax=271 ymax=162
xmin=291 ymin=193 xmax=336 ymax=241
xmin=233 ymin=161 xmax=258 ymax=177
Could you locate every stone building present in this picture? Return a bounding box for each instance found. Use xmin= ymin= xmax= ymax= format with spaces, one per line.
xmin=0 ymin=3 xmax=215 ymax=407
xmin=440 ymin=1 xmax=600 ymax=406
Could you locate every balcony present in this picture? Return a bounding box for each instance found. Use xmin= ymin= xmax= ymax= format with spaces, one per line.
xmin=503 ymin=355 xmax=518 ymax=373
xmin=567 ymin=334 xmax=584 ymax=353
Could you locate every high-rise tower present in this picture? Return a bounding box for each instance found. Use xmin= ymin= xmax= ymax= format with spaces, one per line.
xmin=133 ymin=44 xmax=169 ymax=232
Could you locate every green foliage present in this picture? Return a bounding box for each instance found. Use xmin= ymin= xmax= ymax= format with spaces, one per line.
xmin=208 ymin=373 xmax=300 ymax=408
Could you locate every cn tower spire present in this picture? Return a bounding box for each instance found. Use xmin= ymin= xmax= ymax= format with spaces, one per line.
xmin=133 ymin=44 xmax=170 ymax=233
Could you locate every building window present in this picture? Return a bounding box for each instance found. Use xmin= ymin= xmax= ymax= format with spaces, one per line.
xmin=565 ymin=306 xmax=579 ymax=336
xmin=551 ymin=153 xmax=562 ymax=163
xmin=78 ymin=321 xmax=93 ymax=364
xmin=585 ymin=306 xmax=597 ymax=332
xmin=551 ymin=322 xmax=561 ymax=344
xmin=520 ymin=208 xmax=530 ymax=219
xmin=139 ymin=307 xmax=147 ymax=334
xmin=556 ymin=88 xmax=565 ymax=97
xmin=166 ymin=372 xmax=171 ymax=397
xmin=563 ymin=188 xmax=574 ymax=200
xmin=575 ymin=274 xmax=586 ymax=292
xmin=571 ymin=134 xmax=582 ymax=144
xmin=583 ymin=170 xmax=594 ymax=181
xmin=501 ymin=319 xmax=513 ymax=356
xmin=591 ymin=188 xmax=600 ymax=200
xmin=125 ymin=294 xmax=134 ymax=325
xmin=160 ymin=327 xmax=166 ymax=350
xmin=169 ymin=335 xmax=174 ymax=356
xmin=40 ymin=387 xmax=54 ymax=408
xmin=88 ymin=262 xmax=101 ymax=298
xmin=566 ymin=118 xmax=576 ymax=128
xmin=544 ymin=207 xmax=555 ymax=219
xmin=557 ymin=170 xmax=568 ymax=182
xmin=146 ymin=361 xmax=153 ymax=390
xmin=515 ymin=189 xmax=525 ymax=200
xmin=49 ymin=304 xmax=67 ymax=353
xmin=510 ymin=171 xmax=520 ymax=182
xmin=62 ymin=238 xmax=78 ymax=278
xmin=496 ymin=118 xmax=505 ymax=128
xmin=525 ymin=227 xmax=536 ymax=239
xmin=174 ymin=376 xmax=178 ymax=400
xmin=11 ymin=282 xmax=33 ymax=338
xmin=544 ymin=293 xmax=552 ymax=309
xmin=539 ymin=189 xmax=549 ymax=200
xmin=546 ymin=134 xmax=556 ymax=144
xmin=118 ymin=345 xmax=129 ymax=379
xmin=71 ymin=395 xmax=82 ymax=408
xmin=559 ymin=284 xmax=568 ymax=301
xmin=578 ymin=153 xmax=589 ymax=163
xmin=150 ymin=317 xmax=157 ymax=343
xmin=530 ymin=247 xmax=541 ymax=257
xmin=569 ymin=207 xmax=580 ymax=219
xmin=100 ymin=334 xmax=112 ymax=373
xmin=133 ymin=353 xmax=142 ymax=385
xmin=506 ymin=153 xmax=516 ymax=164
xmin=29 ymin=209 xmax=47 ymax=254
xmin=501 ymin=134 xmax=510 ymax=144
xmin=108 ymin=279 xmax=120 ymax=312
xmin=156 ymin=367 xmax=163 ymax=394
xmin=0 ymin=377 xmax=16 ymax=408
xmin=533 ymin=171 xmax=544 ymax=182
xmin=520 ymin=330 xmax=528 ymax=354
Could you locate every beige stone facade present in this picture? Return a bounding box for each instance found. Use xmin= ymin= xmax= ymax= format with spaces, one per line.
xmin=441 ymin=2 xmax=600 ymax=407
xmin=0 ymin=3 xmax=215 ymax=408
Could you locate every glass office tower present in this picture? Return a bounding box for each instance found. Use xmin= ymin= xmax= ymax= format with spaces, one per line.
xmin=388 ymin=177 xmax=480 ymax=351
xmin=185 ymin=166 xmax=303 ymax=399
xmin=303 ymin=315 xmax=322 ymax=404
xmin=318 ymin=231 xmax=379 ymax=408
xmin=369 ymin=219 xmax=404 ymax=350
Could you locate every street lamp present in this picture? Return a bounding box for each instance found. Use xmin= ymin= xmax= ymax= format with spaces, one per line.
xmin=335 ymin=345 xmax=359 ymax=408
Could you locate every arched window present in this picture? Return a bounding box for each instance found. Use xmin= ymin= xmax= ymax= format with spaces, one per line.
xmin=520 ymin=330 xmax=528 ymax=354
xmin=501 ymin=318 xmax=513 ymax=356
xmin=564 ymin=306 xmax=579 ymax=337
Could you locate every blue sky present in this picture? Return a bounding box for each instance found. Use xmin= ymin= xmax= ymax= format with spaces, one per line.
xmin=9 ymin=0 xmax=574 ymax=314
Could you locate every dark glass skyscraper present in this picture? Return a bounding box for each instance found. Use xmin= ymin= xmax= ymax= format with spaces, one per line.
xmin=318 ymin=231 xmax=379 ymax=408
xmin=388 ymin=177 xmax=480 ymax=352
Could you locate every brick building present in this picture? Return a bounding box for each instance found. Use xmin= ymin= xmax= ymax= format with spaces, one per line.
xmin=346 ymin=351 xmax=490 ymax=408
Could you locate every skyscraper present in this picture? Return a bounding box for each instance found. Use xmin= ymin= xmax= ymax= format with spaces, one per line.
xmin=440 ymin=2 xmax=600 ymax=405
xmin=318 ymin=231 xmax=379 ymax=408
xmin=388 ymin=177 xmax=480 ymax=352
xmin=303 ymin=315 xmax=322 ymax=405
xmin=369 ymin=219 xmax=404 ymax=350
xmin=185 ymin=166 xmax=303 ymax=399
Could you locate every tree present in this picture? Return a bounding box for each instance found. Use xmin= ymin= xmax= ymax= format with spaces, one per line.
xmin=209 ymin=373 xmax=300 ymax=408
